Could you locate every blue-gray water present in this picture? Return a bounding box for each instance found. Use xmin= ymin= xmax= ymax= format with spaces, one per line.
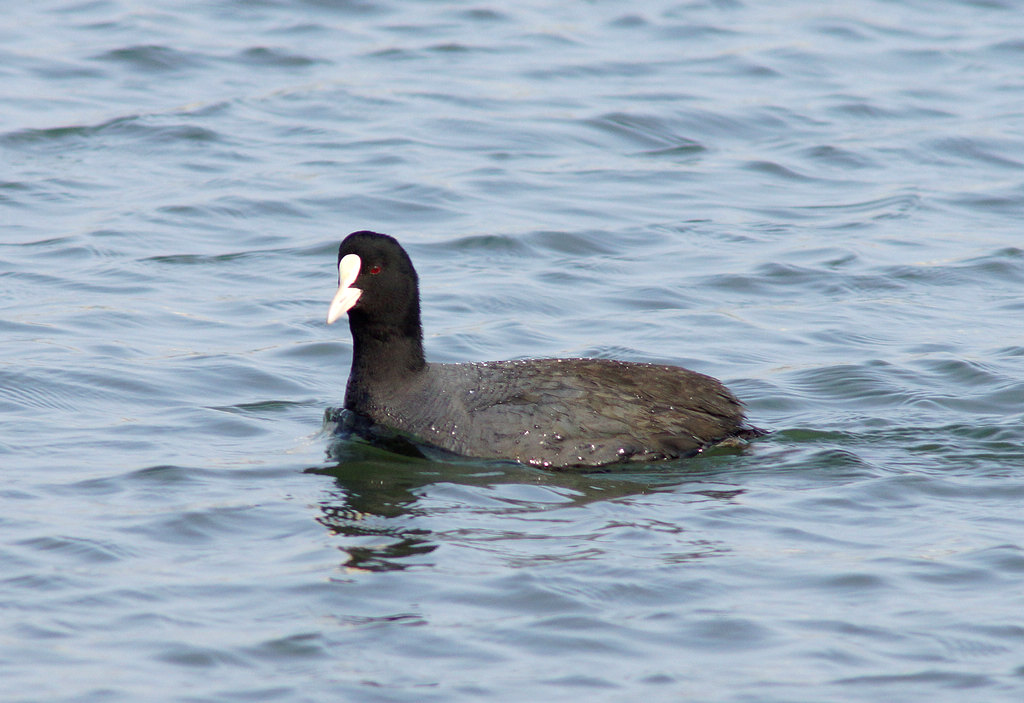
xmin=3 ymin=1 xmax=1024 ymax=701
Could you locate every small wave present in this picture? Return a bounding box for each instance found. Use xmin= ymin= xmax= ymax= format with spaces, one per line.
xmin=91 ymin=44 xmax=208 ymax=73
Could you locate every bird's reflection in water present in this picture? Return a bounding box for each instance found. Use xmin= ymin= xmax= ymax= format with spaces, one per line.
xmin=307 ymin=419 xmax=748 ymax=573
xmin=306 ymin=436 xmax=439 ymax=572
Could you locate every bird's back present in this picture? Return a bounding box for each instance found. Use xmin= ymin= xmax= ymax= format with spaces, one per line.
xmin=348 ymin=357 xmax=753 ymax=468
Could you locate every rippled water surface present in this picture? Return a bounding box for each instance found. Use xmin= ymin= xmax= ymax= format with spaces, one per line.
xmin=4 ymin=1 xmax=1024 ymax=701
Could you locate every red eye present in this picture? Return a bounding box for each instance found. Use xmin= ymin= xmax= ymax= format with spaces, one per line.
xmin=368 ymin=265 xmax=382 ymax=275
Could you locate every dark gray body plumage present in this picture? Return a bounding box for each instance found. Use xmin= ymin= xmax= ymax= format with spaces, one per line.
xmin=345 ymin=356 xmax=750 ymax=468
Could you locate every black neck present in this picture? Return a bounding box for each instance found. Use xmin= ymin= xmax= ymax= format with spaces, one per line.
xmin=344 ymin=311 xmax=426 ymax=408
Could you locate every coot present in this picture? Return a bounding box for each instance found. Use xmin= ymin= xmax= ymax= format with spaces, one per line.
xmin=327 ymin=230 xmax=761 ymax=468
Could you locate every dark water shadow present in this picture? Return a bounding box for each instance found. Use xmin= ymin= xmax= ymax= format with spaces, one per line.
xmin=305 ymin=422 xmax=753 ymax=572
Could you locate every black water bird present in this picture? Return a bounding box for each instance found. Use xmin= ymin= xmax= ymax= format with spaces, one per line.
xmin=327 ymin=230 xmax=761 ymax=468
